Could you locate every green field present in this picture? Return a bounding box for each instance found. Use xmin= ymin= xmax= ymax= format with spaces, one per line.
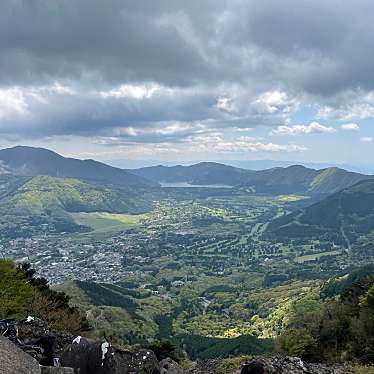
xmin=71 ymin=212 xmax=147 ymax=234
xmin=295 ymin=250 xmax=342 ymax=263
xmin=277 ymin=194 xmax=309 ymax=202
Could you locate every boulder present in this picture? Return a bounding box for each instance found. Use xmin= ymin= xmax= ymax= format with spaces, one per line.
xmin=0 ymin=336 xmax=41 ymax=374
xmin=159 ymin=358 xmax=185 ymax=374
xmin=61 ymin=337 xmax=160 ymax=374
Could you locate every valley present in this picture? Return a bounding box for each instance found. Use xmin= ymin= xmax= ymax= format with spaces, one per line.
xmin=2 ymin=186 xmax=371 ymax=353
xmin=1 ymin=147 xmax=374 ymax=361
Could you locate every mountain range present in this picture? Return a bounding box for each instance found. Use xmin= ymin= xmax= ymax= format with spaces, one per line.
xmin=132 ymin=163 xmax=371 ymax=195
xmin=1 ymin=145 xmax=374 ymax=239
xmin=1 ymin=146 xmax=371 ymax=196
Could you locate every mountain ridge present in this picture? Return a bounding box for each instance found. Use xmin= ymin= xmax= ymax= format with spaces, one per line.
xmin=1 ymin=146 xmax=372 ymax=196
xmin=0 ymin=146 xmax=158 ymax=188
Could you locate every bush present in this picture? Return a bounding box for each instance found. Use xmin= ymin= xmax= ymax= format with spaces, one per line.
xmin=275 ymin=328 xmax=317 ymax=360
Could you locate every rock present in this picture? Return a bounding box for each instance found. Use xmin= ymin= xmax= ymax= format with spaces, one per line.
xmin=159 ymin=358 xmax=185 ymax=373
xmin=40 ymin=367 xmax=74 ymax=374
xmin=113 ymin=348 xmax=160 ymax=373
xmin=187 ymin=359 xmax=222 ymax=374
xmin=240 ymin=356 xmax=351 ymax=374
xmin=17 ymin=317 xmax=72 ymax=355
xmin=0 ymin=336 xmax=41 ymax=374
xmin=61 ymin=337 xmax=160 ymax=374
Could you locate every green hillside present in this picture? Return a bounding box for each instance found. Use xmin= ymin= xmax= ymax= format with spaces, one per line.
xmin=0 ymin=175 xmax=151 ymax=238
xmin=55 ymin=280 xmax=169 ymax=346
xmin=265 ymin=179 xmax=374 ymax=244
xmin=308 ymin=167 xmax=367 ymax=194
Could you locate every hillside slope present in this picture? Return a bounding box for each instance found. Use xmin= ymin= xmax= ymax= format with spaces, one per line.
xmin=265 ymin=179 xmax=374 ymax=244
xmin=0 ymin=175 xmax=150 ymax=237
xmin=0 ymin=146 xmax=158 ymax=188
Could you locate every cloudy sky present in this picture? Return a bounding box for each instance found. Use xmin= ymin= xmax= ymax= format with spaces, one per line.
xmin=1 ymin=0 xmax=374 ymax=167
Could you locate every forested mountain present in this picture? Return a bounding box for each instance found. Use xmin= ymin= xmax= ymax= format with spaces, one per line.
xmin=266 ymin=179 xmax=374 ymax=244
xmin=0 ymin=146 xmax=158 ymax=188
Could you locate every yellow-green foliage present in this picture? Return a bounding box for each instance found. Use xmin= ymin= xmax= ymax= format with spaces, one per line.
xmin=353 ymin=366 xmax=374 ymax=374
xmin=216 ymin=356 xmax=251 ymax=374
xmin=243 ymin=281 xmax=322 ymax=338
xmin=0 ymin=260 xmax=33 ymax=318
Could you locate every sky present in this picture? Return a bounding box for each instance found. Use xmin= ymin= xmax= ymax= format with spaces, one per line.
xmin=1 ymin=0 xmax=374 ymax=168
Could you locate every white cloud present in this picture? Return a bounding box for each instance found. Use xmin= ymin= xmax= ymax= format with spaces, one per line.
xmin=341 ymin=123 xmax=360 ymax=131
xmin=317 ymin=92 xmax=374 ymax=121
xmin=216 ymin=96 xmax=236 ymax=114
xmin=97 ymin=84 xmax=167 ymax=99
xmin=186 ymin=133 xmax=306 ymax=153
xmin=0 ymin=88 xmax=29 ymax=119
xmin=252 ymin=90 xmax=298 ymax=114
xmin=360 ymin=137 xmax=373 ymax=143
xmin=270 ymin=121 xmax=337 ymax=136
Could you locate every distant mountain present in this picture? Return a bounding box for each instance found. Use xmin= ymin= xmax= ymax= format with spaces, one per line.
xmin=132 ymin=163 xmax=370 ymax=195
xmin=0 ymin=146 xmax=158 ymax=188
xmin=265 ymin=179 xmax=374 ymax=244
xmin=132 ymin=162 xmax=253 ymax=186
xmin=0 ymin=146 xmax=370 ymax=196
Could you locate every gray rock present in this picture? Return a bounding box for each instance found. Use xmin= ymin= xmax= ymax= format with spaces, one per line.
xmin=240 ymin=356 xmax=350 ymax=374
xmin=40 ymin=368 xmax=74 ymax=374
xmin=159 ymin=358 xmax=185 ymax=374
xmin=0 ymin=336 xmax=41 ymax=374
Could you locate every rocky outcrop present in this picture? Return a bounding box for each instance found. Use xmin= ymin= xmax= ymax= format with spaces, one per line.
xmin=60 ymin=337 xmax=160 ymax=374
xmin=0 ymin=336 xmax=41 ymax=374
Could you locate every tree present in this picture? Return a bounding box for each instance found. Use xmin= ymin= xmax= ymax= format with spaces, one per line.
xmin=0 ymin=260 xmax=33 ymax=318
xmin=149 ymin=339 xmax=182 ymax=362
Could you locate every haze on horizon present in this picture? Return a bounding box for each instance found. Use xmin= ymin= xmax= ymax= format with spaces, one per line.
xmin=1 ymin=1 xmax=374 ymax=169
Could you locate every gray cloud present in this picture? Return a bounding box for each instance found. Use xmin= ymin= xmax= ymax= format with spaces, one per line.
xmin=0 ymin=0 xmax=374 ymax=154
xmin=2 ymin=1 xmax=374 ymax=93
